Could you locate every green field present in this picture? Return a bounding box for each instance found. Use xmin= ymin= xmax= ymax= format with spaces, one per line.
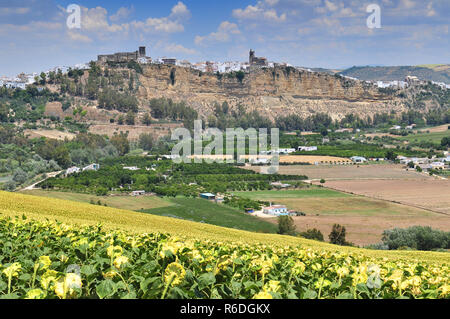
xmin=233 ymin=188 xmax=350 ymax=200
xmin=142 ymin=197 xmax=277 ymax=233
xmin=232 ymin=188 xmax=436 ymax=217
xmin=397 ymin=130 xmax=450 ymax=144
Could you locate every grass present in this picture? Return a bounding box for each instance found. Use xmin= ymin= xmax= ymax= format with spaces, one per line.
xmin=0 ymin=191 xmax=448 ymax=264
xmin=142 ymin=197 xmax=277 ymax=233
xmin=271 ymin=197 xmax=436 ymax=216
xmin=396 ymin=130 xmax=450 ymax=144
xmin=233 ymin=187 xmax=435 ymax=217
xmin=233 ymin=188 xmax=350 ymax=200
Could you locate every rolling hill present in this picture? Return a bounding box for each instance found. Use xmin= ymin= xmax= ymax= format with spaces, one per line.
xmin=339 ymin=65 xmax=450 ymax=84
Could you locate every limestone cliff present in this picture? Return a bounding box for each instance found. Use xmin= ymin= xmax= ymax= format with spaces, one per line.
xmin=137 ymin=64 xmax=407 ymax=121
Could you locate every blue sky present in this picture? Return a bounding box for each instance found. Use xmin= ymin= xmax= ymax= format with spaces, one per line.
xmin=0 ymin=0 xmax=449 ymax=76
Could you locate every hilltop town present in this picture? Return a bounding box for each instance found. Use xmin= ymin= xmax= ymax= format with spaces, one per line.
xmin=2 ymin=46 xmax=449 ymax=92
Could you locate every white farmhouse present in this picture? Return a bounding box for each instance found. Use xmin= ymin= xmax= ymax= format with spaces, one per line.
xmin=298 ymin=146 xmax=318 ymax=152
xmin=263 ymin=205 xmax=288 ymax=216
xmin=83 ymin=163 xmax=100 ymax=171
xmin=66 ymin=167 xmax=81 ymax=175
xmin=351 ymin=156 xmax=367 ymax=163
xmin=123 ymin=166 xmax=140 ymax=171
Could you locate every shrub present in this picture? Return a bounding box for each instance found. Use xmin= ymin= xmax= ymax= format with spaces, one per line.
xmin=329 ymin=224 xmax=347 ymax=246
xmin=95 ymin=187 xmax=108 ymax=196
xmin=2 ymin=180 xmax=16 ymax=191
xmin=277 ymin=216 xmax=296 ymax=236
xmin=299 ymin=229 xmax=324 ymax=242
xmin=381 ymin=226 xmax=450 ymax=251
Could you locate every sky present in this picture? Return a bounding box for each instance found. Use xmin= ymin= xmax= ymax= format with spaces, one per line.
xmin=0 ymin=0 xmax=449 ymax=77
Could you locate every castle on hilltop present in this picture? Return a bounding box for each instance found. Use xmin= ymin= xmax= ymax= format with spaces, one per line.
xmin=97 ymin=46 xmax=150 ymax=64
xmin=249 ymin=49 xmax=268 ymax=67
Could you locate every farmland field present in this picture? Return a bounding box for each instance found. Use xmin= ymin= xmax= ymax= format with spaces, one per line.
xmin=261 ymin=164 xmax=431 ymax=181
xmin=19 ymin=190 xmax=277 ymax=234
xmin=234 ymin=188 xmax=450 ymax=246
xmin=416 ymin=124 xmax=450 ymax=133
xmin=20 ymin=190 xmax=171 ymax=211
xmin=0 ymin=191 xmax=449 ymax=300
xmin=396 ymin=130 xmax=450 ymax=144
xmin=322 ymin=179 xmax=450 ymax=215
xmin=142 ymin=198 xmax=277 ymax=233
xmin=1 ymin=218 xmax=449 ymax=300
xmin=88 ymin=123 xmax=181 ymax=140
xmin=280 ymin=155 xmax=352 ymax=164
xmin=233 ymin=188 xmax=350 ymax=199
xmin=23 ymin=129 xmax=76 ymax=141
xmin=0 ymin=191 xmax=448 ymax=263
xmin=240 ymin=155 xmax=352 ymax=164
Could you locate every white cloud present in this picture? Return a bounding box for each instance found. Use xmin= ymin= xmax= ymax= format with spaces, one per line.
xmin=0 ymin=7 xmax=30 ymax=15
xmin=324 ymin=0 xmax=338 ymax=12
xmin=132 ymin=18 xmax=184 ymax=33
xmin=426 ymin=2 xmax=436 ymax=17
xmin=233 ymin=2 xmax=287 ymax=22
xmin=65 ymin=3 xmax=190 ymax=42
xmin=170 ymin=1 xmax=191 ymax=20
xmin=110 ymin=6 xmax=134 ymax=22
xmin=195 ymin=21 xmax=241 ymax=46
xmin=67 ymin=31 xmax=93 ymax=43
xmin=399 ymin=0 xmax=416 ymax=10
xmin=163 ymin=43 xmax=198 ymax=55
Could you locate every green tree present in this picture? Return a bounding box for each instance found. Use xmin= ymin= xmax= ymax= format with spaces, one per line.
xmin=299 ymin=229 xmax=324 ymax=241
xmin=138 ymin=133 xmax=155 ymax=151
xmin=0 ymin=103 xmax=8 ymax=122
xmin=40 ymin=72 xmax=47 ymax=85
xmin=385 ymin=150 xmax=397 ymax=161
xmin=441 ymin=137 xmax=450 ymax=147
xmin=12 ymin=168 xmax=28 ymax=185
xmin=277 ymin=215 xmax=296 ymax=236
xmin=110 ymin=133 xmax=129 ymax=156
xmin=125 ymin=111 xmax=135 ymax=125
xmin=142 ymin=113 xmax=152 ymax=126
xmin=329 ymin=224 xmax=347 ymax=246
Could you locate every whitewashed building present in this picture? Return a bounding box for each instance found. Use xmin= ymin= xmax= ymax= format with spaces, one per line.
xmin=263 ymin=205 xmax=288 ymax=216
xmin=83 ymin=163 xmax=100 ymax=172
xmin=298 ymin=146 xmax=318 ymax=152
xmin=66 ymin=167 xmax=81 ymax=175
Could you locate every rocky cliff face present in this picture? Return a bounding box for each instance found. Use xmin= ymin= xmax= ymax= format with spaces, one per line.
xmin=137 ymin=64 xmax=407 ymax=120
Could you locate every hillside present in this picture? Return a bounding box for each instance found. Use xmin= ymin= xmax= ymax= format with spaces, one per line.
xmin=27 ymin=62 xmax=450 ymax=131
xmin=0 ymin=191 xmax=448 ymax=264
xmin=136 ymin=64 xmax=405 ymax=121
xmin=339 ymin=65 xmax=450 ymax=84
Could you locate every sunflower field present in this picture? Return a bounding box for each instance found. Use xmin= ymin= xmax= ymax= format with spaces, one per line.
xmin=0 ymin=217 xmax=448 ymax=299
